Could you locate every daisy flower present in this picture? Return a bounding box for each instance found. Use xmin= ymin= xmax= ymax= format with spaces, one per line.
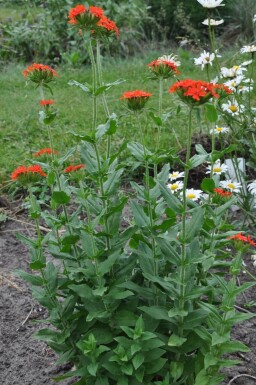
xmin=253 ymin=14 xmax=256 ymax=23
xmin=196 ymin=0 xmax=225 ymax=8
xmin=219 ymin=180 xmax=242 ymax=192
xmin=184 ymin=189 xmax=203 ymax=201
xmin=167 ymin=181 xmax=184 ymax=193
xmin=251 ymin=255 xmax=256 ymax=267
xmin=237 ymin=85 xmax=252 ymax=94
xmin=169 ymin=171 xmax=185 ymax=181
xmin=220 ymin=65 xmax=246 ymax=78
xmin=206 ymin=160 xmax=228 ymax=175
xmin=194 ymin=51 xmax=215 ymax=70
xmin=248 ymin=181 xmax=256 ymax=195
xmin=202 ymin=18 xmax=224 ymax=26
xmin=240 ymin=45 xmax=256 ymax=54
xmin=222 ymin=99 xmax=245 ymax=116
xmin=158 ymin=53 xmax=181 ymax=67
xmin=210 ymin=125 xmax=230 ymax=134
xmin=223 ymin=76 xmax=244 ymax=92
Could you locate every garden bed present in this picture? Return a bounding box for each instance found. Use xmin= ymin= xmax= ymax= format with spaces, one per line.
xmin=0 ymin=198 xmax=256 ymax=385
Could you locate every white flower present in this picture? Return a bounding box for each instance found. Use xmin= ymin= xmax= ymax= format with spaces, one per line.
xmin=169 ymin=171 xmax=184 ymax=181
xmin=248 ymin=181 xmax=256 ymax=195
xmin=202 ymin=18 xmax=224 ymax=26
xmin=224 ymin=75 xmax=244 ymax=91
xmin=237 ymin=85 xmax=252 ymax=94
xmin=196 ymin=0 xmax=225 ymax=8
xmin=253 ymin=14 xmax=256 ymax=23
xmin=241 ymin=45 xmax=256 ymax=54
xmin=158 ymin=54 xmax=181 ymax=67
xmin=184 ymin=189 xmax=203 ymax=201
xmin=210 ymin=125 xmax=230 ymax=134
xmin=251 ymin=255 xmax=256 ymax=267
xmin=194 ymin=50 xmax=215 ymax=70
xmin=219 ymin=180 xmax=242 ymax=192
xmin=222 ymin=99 xmax=245 ymax=116
xmin=241 ymin=60 xmax=253 ymax=66
xmin=220 ymin=65 xmax=246 ymax=78
xmin=167 ymin=181 xmax=184 ymax=193
xmin=206 ymin=160 xmax=228 ymax=175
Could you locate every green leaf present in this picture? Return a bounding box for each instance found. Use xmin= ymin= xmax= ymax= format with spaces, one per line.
xmin=47 ymin=171 xmax=55 ymax=185
xmin=201 ymin=178 xmax=215 ymax=193
xmin=128 ymin=141 xmax=152 ymax=161
xmin=219 ymin=340 xmax=250 ymax=354
xmin=104 ymin=168 xmax=123 ymax=195
xmin=52 ymin=191 xmax=70 ymax=204
xmin=156 ymin=238 xmax=180 ymax=264
xmin=39 ymin=110 xmax=57 ymax=125
xmin=87 ymin=362 xmax=99 ymax=376
xmin=190 ymin=154 xmax=209 ymax=168
xmin=157 ymin=180 xmax=182 ymax=213
xmin=146 ymin=358 xmax=167 ymax=374
xmin=95 ymin=378 xmax=109 ymax=385
xmin=168 ymin=334 xmax=187 ymax=347
xmin=62 ymin=235 xmax=80 ymax=245
xmin=68 ymin=80 xmax=92 ymax=94
xmin=68 ymin=130 xmax=95 ymax=144
xmin=170 ymin=362 xmax=184 ymax=381
xmin=204 ymin=353 xmax=218 ymax=369
xmin=16 ymin=270 xmax=43 ymax=286
xmin=205 ymin=103 xmax=218 ymax=123
xmin=184 ymin=207 xmax=204 ymax=242
xmin=121 ymin=363 xmax=133 ymax=376
xmin=183 ymin=309 xmax=209 ymax=329
xmin=96 ymin=114 xmax=118 ymax=140
xmin=30 ymin=260 xmax=46 ymax=270
xmin=140 ymin=306 xmax=172 ymax=322
xmin=132 ymin=353 xmax=144 ymax=370
xmin=130 ymin=200 xmax=150 ymax=227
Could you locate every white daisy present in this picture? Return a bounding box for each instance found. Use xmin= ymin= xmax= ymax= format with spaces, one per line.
xmin=223 ymin=75 xmax=244 ymax=91
xmin=248 ymin=181 xmax=256 ymax=195
xmin=194 ymin=50 xmax=215 ymax=70
xmin=206 ymin=160 xmax=228 ymax=175
xmin=251 ymin=255 xmax=256 ymax=267
xmin=158 ymin=54 xmax=181 ymax=67
xmin=241 ymin=45 xmax=256 ymax=54
xmin=184 ymin=189 xmax=203 ymax=201
xmin=202 ymin=18 xmax=224 ymax=26
xmin=167 ymin=181 xmax=184 ymax=193
xmin=237 ymin=85 xmax=252 ymax=94
xmin=210 ymin=125 xmax=230 ymax=134
xmin=196 ymin=0 xmax=225 ymax=8
xmin=222 ymin=99 xmax=245 ymax=116
xmin=220 ymin=65 xmax=246 ymax=78
xmin=241 ymin=60 xmax=253 ymax=67
xmin=253 ymin=15 xmax=256 ymax=23
xmin=169 ymin=171 xmax=185 ymax=181
xmin=219 ymin=180 xmax=242 ymax=192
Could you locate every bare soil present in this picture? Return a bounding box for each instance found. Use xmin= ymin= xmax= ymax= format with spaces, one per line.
xmin=0 ymin=199 xmax=256 ymax=385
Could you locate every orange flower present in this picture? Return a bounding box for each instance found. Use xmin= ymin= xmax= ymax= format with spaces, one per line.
xmin=22 ymin=63 xmax=58 ymax=85
xmin=214 ymin=188 xmax=232 ymax=197
xmin=96 ymin=15 xmax=119 ymax=37
xmin=11 ymin=165 xmax=46 ymax=183
xmin=33 ymin=148 xmax=58 ymax=157
xmin=22 ymin=63 xmax=58 ymax=78
xmin=68 ymin=4 xmax=104 ymax=26
xmin=64 ymin=164 xmax=85 ymax=173
xmin=169 ymin=79 xmax=221 ymax=106
xmin=147 ymin=59 xmax=180 ymax=78
xmin=229 ymin=233 xmax=256 ymax=247
xmin=39 ymin=100 xmax=55 ymax=106
xmin=120 ymin=90 xmax=152 ymax=111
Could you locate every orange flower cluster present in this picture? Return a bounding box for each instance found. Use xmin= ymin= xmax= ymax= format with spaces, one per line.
xmin=39 ymin=100 xmax=55 ymax=106
xmin=11 ymin=165 xmax=46 ymax=181
xmin=147 ymin=59 xmax=180 ymax=78
xmin=68 ymin=4 xmax=119 ymax=36
xmin=229 ymin=233 xmax=256 ymax=247
xmin=214 ymin=188 xmax=232 ymax=197
xmin=22 ymin=63 xmax=58 ymax=78
xmin=120 ymin=90 xmax=152 ymax=111
xmin=169 ymin=79 xmax=228 ymax=104
xmin=64 ymin=164 xmax=85 ymax=173
xmin=33 ymin=148 xmax=58 ymax=157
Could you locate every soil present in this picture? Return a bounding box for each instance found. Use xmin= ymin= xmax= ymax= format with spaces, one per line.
xmin=0 ymin=197 xmax=256 ymax=385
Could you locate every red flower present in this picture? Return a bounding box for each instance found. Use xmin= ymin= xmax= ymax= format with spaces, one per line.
xmin=22 ymin=63 xmax=58 ymax=78
xmin=96 ymin=15 xmax=119 ymax=37
xmin=214 ymin=188 xmax=232 ymax=197
xmin=11 ymin=165 xmax=46 ymax=181
xmin=39 ymin=100 xmax=55 ymax=106
xmin=229 ymin=233 xmax=256 ymax=247
xmin=33 ymin=148 xmax=58 ymax=157
xmin=22 ymin=63 xmax=58 ymax=86
xmin=147 ymin=59 xmax=180 ymax=78
xmin=169 ymin=79 xmax=221 ymax=106
xmin=68 ymin=4 xmax=104 ymax=26
xmin=120 ymin=90 xmax=152 ymax=111
xmin=64 ymin=164 xmax=85 ymax=173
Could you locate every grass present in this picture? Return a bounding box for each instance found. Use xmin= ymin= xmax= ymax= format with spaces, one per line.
xmin=0 ymin=46 xmax=255 ymax=185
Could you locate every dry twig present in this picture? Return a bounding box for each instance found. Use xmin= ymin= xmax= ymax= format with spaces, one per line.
xmin=227 ymin=374 xmax=256 ymax=385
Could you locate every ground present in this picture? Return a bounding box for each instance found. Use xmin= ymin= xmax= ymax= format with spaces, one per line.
xmin=0 ymin=198 xmax=256 ymax=385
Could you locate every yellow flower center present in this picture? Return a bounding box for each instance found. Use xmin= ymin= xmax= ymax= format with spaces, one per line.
xmin=233 ymin=66 xmax=240 ymax=70
xmin=229 ymin=105 xmax=237 ymax=113
xmin=170 ymin=183 xmax=179 ymax=191
xmin=216 ymin=127 xmax=223 ymax=132
xmin=171 ymin=173 xmax=178 ymax=178
xmin=213 ymin=167 xmax=222 ymax=173
xmin=227 ymin=183 xmax=235 ymax=189
xmin=187 ymin=193 xmax=196 ymax=199
xmin=205 ymin=56 xmax=210 ymax=62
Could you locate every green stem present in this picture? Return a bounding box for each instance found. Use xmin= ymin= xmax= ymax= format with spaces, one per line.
xmin=86 ymin=37 xmax=98 ymax=131
xmin=207 ymin=14 xmax=221 ymax=72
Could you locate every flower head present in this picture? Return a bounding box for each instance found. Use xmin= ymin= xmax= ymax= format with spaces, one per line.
xmin=196 ymin=0 xmax=225 ymax=8
xmin=248 ymin=181 xmax=256 ymax=195
xmin=39 ymin=99 xmax=55 ymax=106
xmin=220 ymin=65 xmax=247 ymax=78
xmin=222 ymin=99 xmax=245 ymax=116
xmin=169 ymin=79 xmax=221 ymax=106
xmin=95 ymin=15 xmax=119 ymax=37
xmin=219 ymin=180 xmax=242 ymax=192
xmin=253 ymin=14 xmax=256 ymax=23
xmin=229 ymin=233 xmax=256 ymax=247
xmin=202 ymin=18 xmax=224 ymax=26
xmin=11 ymin=165 xmax=46 ymax=184
xmin=64 ymin=164 xmax=85 ymax=173
xmin=194 ymin=51 xmax=215 ymax=70
xmin=223 ymin=76 xmax=244 ymax=92
xmin=158 ymin=54 xmax=181 ymax=67
xmin=33 ymin=148 xmax=58 ymax=157
xmin=169 ymin=171 xmax=185 ymax=181
xmin=240 ymin=45 xmax=256 ymax=54
xmin=68 ymin=4 xmax=103 ymax=25
xmin=147 ymin=58 xmax=180 ymax=79
xmin=210 ymin=125 xmax=230 ymax=134
xmin=184 ymin=188 xmax=203 ymax=201
xmin=120 ymin=90 xmax=152 ymax=111
xmin=214 ymin=187 xmax=232 ymax=197
xmin=22 ymin=63 xmax=58 ymax=85
xmin=206 ymin=160 xmax=228 ymax=175
xmin=167 ymin=181 xmax=184 ymax=193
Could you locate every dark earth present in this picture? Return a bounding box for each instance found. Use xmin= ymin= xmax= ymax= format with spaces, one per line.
xmin=0 ymin=197 xmax=256 ymax=385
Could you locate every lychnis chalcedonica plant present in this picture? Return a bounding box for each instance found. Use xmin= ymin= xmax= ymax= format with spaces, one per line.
xmin=12 ymin=2 xmax=256 ymax=385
